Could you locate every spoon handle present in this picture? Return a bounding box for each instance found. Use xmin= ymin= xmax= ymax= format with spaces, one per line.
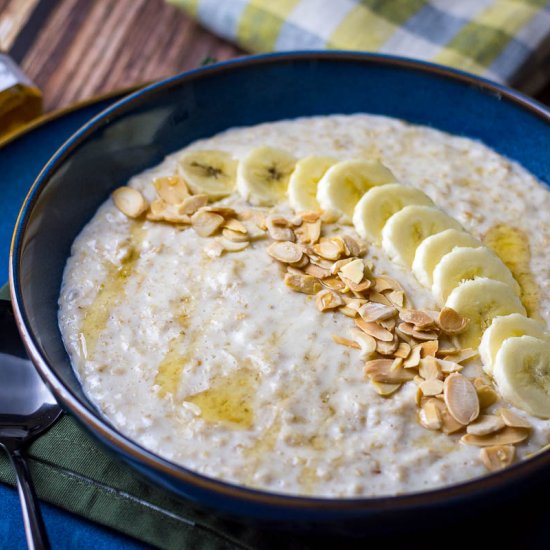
xmin=8 ymin=448 xmax=51 ymax=550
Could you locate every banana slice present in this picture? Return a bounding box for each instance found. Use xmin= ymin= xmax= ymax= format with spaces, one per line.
xmin=412 ymin=229 xmax=482 ymax=287
xmin=236 ymin=146 xmax=296 ymax=206
xmin=381 ymin=205 xmax=462 ymax=266
xmin=352 ymin=183 xmax=434 ymax=244
xmin=288 ymin=156 xmax=338 ymax=213
xmin=480 ymin=314 xmax=548 ymax=374
xmin=493 ymin=335 xmax=550 ymax=418
xmin=445 ymin=278 xmax=526 ymax=348
xmin=316 ymin=159 xmax=395 ymax=223
xmin=178 ymin=150 xmax=237 ymax=199
xmin=432 ymin=246 xmax=520 ymax=303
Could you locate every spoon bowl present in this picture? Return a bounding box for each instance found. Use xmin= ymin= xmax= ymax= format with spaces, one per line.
xmin=0 ymin=299 xmax=62 ymax=550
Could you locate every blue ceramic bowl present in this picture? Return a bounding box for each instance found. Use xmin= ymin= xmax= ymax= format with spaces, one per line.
xmin=9 ymin=52 xmax=550 ymax=530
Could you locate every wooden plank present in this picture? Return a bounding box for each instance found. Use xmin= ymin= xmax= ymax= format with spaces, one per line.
xmin=0 ymin=0 xmax=40 ymax=50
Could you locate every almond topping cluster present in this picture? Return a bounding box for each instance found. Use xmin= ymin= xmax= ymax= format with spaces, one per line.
xmin=112 ymin=184 xmax=532 ymax=473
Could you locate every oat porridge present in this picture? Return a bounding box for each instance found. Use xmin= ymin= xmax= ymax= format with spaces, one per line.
xmin=58 ymin=114 xmax=550 ymax=497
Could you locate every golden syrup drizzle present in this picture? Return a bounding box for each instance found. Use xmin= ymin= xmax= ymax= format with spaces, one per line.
xmin=185 ymin=367 xmax=259 ymax=429
xmin=484 ymin=224 xmax=541 ymax=319
xmin=79 ymin=222 xmax=144 ymax=359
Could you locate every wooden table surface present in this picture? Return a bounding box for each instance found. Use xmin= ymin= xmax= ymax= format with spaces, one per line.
xmin=0 ymin=0 xmax=548 ymax=113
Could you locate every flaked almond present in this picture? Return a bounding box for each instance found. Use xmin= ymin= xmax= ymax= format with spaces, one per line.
xmin=331 ymin=257 xmax=354 ymax=274
xmin=376 ymin=337 xmax=399 ymax=356
xmin=112 ymin=187 xmax=148 ymax=218
xmin=419 ymin=357 xmax=443 ymax=380
xmin=419 ymin=340 xmax=439 ymax=357
xmin=437 ymin=307 xmax=470 ymax=334
xmin=321 ymin=276 xmax=347 ymax=292
xmin=203 ymin=239 xmax=224 ymax=258
xmin=304 ymin=263 xmax=331 ymax=279
xmin=420 ymin=378 xmax=444 ymax=396
xmin=365 ymin=358 xmax=415 ymax=384
xmin=332 ymin=335 xmax=360 ymax=349
xmin=153 ymin=175 xmax=189 ymax=204
xmin=316 ymin=289 xmax=345 ymax=311
xmin=300 ymin=211 xmax=321 ymax=223
xmin=238 ymin=210 xmax=267 ymax=230
xmin=480 ymin=445 xmax=515 ymax=471
xmin=394 ymin=342 xmax=411 ymax=359
xmin=266 ymin=217 xmax=295 ymax=241
xmin=358 ymin=302 xmax=396 ymax=322
xmin=372 ymin=381 xmax=401 ymax=397
xmin=355 ymin=318 xmax=394 ymax=342
xmin=179 ymin=193 xmax=208 ymax=215
xmin=223 ymin=218 xmax=247 ymax=233
xmin=339 ymin=306 xmax=357 ymax=318
xmin=466 ymin=415 xmax=505 ymax=436
xmin=373 ymin=275 xmax=404 ymax=293
xmin=349 ymin=328 xmax=377 ymax=357
xmin=498 ymin=408 xmax=532 ymax=429
xmin=436 ymin=357 xmax=463 ymax=374
xmin=284 ymin=272 xmax=322 ymax=295
xmin=203 ymin=205 xmax=237 ymax=217
xmin=419 ymin=399 xmax=442 ymax=430
xmin=191 ymin=210 xmax=225 ymax=237
xmin=412 ymin=327 xmax=439 ymax=341
xmin=341 ymin=235 xmax=362 ymax=257
xmin=267 ymin=241 xmax=303 ymax=264
xmin=439 ymin=348 xmax=478 ymax=364
xmin=403 ymin=345 xmax=422 ymax=368
xmin=219 ymin=238 xmax=249 ymax=252
xmin=342 ymin=297 xmax=367 ymax=310
xmin=461 ymin=427 xmax=529 ymax=447
xmin=387 ymin=290 xmax=405 ymax=308
xmin=147 ymin=199 xmax=191 ymax=223
xmin=222 ymin=228 xmax=249 ymax=243
xmin=444 ymin=373 xmax=480 ymax=425
xmin=474 ymin=378 xmax=499 ymax=409
xmin=344 ymin=278 xmax=372 ymax=294
xmin=399 ymin=309 xmax=437 ymax=329
xmin=295 ymin=220 xmax=321 ymax=244
xmin=379 ymin=317 xmax=397 ymax=331
xmin=240 ymin=219 xmax=266 ymax=240
xmin=426 ymin=399 xmax=464 ymax=434
xmin=368 ymin=290 xmax=393 ymax=306
xmin=290 ymin=254 xmax=309 ymax=269
xmin=313 ymin=238 xmax=344 ymax=260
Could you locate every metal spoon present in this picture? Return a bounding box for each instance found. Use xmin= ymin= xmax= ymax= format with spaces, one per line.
xmin=0 ymin=299 xmax=62 ymax=550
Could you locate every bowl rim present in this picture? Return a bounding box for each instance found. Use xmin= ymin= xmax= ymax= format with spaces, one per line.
xmin=9 ymin=50 xmax=550 ymax=513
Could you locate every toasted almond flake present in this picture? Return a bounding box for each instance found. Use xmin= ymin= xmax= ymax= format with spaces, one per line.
xmin=396 ymin=322 xmax=415 ymax=339
xmin=394 ymin=342 xmax=411 ymax=359
xmin=404 ymin=345 xmax=422 ymax=368
xmin=399 ymin=309 xmax=437 ymax=329
xmin=222 ymin=228 xmax=249 ymax=243
xmin=375 ymin=275 xmax=404 ymax=293
xmin=437 ymin=307 xmax=470 ymax=334
xmin=203 ymin=239 xmax=224 ymax=258
xmin=413 ymin=375 xmax=424 ymax=386
xmin=376 ymin=337 xmax=399 ymax=356
xmin=284 ymin=272 xmax=322 ymax=295
xmin=112 ymin=187 xmax=148 ymax=218
xmin=476 ymin=385 xmax=499 ymax=409
xmin=331 ymin=258 xmax=354 ymax=275
xmin=436 ymin=357 xmax=463 ymax=374
xmin=368 ymin=290 xmax=393 ymax=306
xmin=179 ymin=194 xmax=209 ymax=215
xmin=343 ymin=297 xmax=367 ymax=310
xmin=316 ymin=289 xmax=345 ymax=311
xmin=358 ymin=302 xmax=397 ymax=322
xmin=466 ymin=415 xmax=505 ymax=436
xmin=238 ymin=210 xmax=267 ymax=229
xmin=203 ymin=206 xmax=237 ymax=217
xmin=444 ymin=373 xmax=480 ymax=425
xmin=304 ymin=263 xmax=331 ymax=279
xmin=461 ymin=427 xmax=529 ymax=447
xmin=372 ymin=381 xmax=401 ymax=396
xmin=332 ymin=335 xmax=360 ymax=349
xmin=219 ymin=238 xmax=249 ymax=252
xmin=498 ymin=408 xmax=532 ymax=429
xmin=153 ymin=175 xmax=189 ymax=204
xmin=480 ymin=445 xmax=515 ymax=471
xmin=313 ymin=238 xmax=344 ymax=261
xmin=349 ymin=328 xmax=377 ymax=357
xmin=290 ymin=255 xmax=310 ymax=268
xmin=223 ymin=218 xmax=247 ymax=233
xmin=295 ymin=220 xmax=321 ymax=244
xmin=344 ymin=278 xmax=372 ymax=294
xmin=355 ymin=318 xmax=393 ymax=342
xmin=321 ymin=276 xmax=348 ymax=292
xmin=240 ymin=220 xmax=266 ymax=240
xmin=420 ymin=378 xmax=444 ymax=396
xmin=425 ymin=399 xmax=464 ymax=434
xmin=300 ymin=211 xmax=321 ymax=223
xmin=147 ymin=199 xmax=192 ymax=224
xmin=191 ymin=210 xmax=225 ymax=237
xmin=419 ymin=399 xmax=442 ymax=430
xmin=419 ymin=357 xmax=443 ymax=380
xmin=413 ymin=327 xmax=439 ymax=341
xmin=419 ymin=340 xmax=439 ymax=357
xmin=442 ymin=348 xmax=478 ymax=364
xmin=267 ymin=241 xmax=303 ymax=264
xmin=387 ymin=290 xmax=405 ymax=308
xmin=379 ymin=317 xmax=397 ymax=331
xmin=365 ymin=359 xmax=415 ymax=384
xmin=342 ymin=235 xmax=362 ymax=257
xmin=339 ymin=306 xmax=357 ymax=318
xmin=266 ymin=217 xmax=295 ymax=241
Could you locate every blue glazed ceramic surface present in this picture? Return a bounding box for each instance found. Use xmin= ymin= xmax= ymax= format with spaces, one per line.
xmin=9 ymin=52 xmax=550 ymax=528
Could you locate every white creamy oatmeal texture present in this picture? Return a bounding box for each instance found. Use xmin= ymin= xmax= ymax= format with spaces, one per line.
xmin=58 ymin=115 xmax=550 ymax=497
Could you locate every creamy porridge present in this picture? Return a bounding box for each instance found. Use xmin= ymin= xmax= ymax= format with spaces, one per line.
xmin=58 ymin=114 xmax=550 ymax=497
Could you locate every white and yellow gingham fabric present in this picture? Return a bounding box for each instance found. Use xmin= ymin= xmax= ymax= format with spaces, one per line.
xmin=168 ymin=0 xmax=550 ymax=93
